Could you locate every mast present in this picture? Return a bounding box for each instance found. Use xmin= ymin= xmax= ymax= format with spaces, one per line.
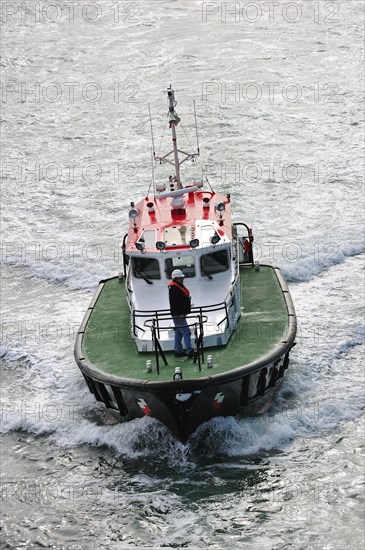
xmin=153 ymin=86 xmax=201 ymax=193
xmin=167 ymin=86 xmax=182 ymax=189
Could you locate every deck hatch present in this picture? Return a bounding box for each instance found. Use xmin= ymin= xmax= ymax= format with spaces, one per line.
xmin=163 ymin=225 xmax=194 ymax=247
xmin=200 ymin=224 xmax=217 ymax=244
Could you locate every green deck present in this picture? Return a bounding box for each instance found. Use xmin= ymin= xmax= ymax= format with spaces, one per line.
xmin=81 ymin=266 xmax=290 ymax=382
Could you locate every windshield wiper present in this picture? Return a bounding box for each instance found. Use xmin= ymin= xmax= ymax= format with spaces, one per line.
xmin=138 ymin=271 xmax=153 ymax=285
xmin=202 ymin=269 xmax=213 ymax=280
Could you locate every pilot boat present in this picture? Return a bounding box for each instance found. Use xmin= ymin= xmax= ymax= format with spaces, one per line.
xmin=74 ymin=86 xmax=297 ymax=442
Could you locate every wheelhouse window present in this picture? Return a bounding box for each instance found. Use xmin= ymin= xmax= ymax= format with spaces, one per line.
xmin=132 ymin=257 xmax=161 ymax=280
xmin=201 ymin=249 xmax=230 ymax=275
xmin=165 ymin=256 xmax=196 ymax=278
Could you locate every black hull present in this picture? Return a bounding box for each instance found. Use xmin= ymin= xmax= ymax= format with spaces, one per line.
xmin=76 ymin=351 xmax=292 ymax=443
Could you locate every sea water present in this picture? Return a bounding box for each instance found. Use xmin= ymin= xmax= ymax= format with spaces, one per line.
xmin=1 ymin=1 xmax=364 ymax=548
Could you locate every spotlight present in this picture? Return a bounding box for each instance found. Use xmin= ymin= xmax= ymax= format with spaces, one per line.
xmin=189 ymin=239 xmax=199 ymax=249
xmin=129 ymin=209 xmax=139 ymax=219
xmin=215 ymin=202 xmax=225 ymax=213
xmin=210 ymin=234 xmax=220 ymax=245
xmin=156 ymin=241 xmax=166 ymax=251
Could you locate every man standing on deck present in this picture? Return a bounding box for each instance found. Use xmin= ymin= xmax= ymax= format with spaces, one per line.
xmin=168 ymin=269 xmax=195 ymax=358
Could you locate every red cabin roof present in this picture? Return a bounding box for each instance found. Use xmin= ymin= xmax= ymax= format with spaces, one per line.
xmin=126 ymin=189 xmax=232 ymax=253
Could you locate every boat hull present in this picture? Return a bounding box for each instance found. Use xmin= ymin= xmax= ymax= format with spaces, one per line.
xmin=77 ymin=348 xmax=292 ymax=443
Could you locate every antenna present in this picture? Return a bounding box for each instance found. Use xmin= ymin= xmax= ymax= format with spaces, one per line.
xmin=193 ymin=100 xmax=200 ymax=155
xmin=147 ymin=146 xmax=155 ymax=197
xmin=148 ymin=103 xmax=156 ymax=158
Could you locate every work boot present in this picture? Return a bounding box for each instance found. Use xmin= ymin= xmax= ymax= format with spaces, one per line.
xmin=175 ymin=351 xmax=187 ymax=357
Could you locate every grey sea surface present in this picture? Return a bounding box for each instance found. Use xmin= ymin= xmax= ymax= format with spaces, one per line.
xmin=1 ymin=1 xmax=364 ymax=548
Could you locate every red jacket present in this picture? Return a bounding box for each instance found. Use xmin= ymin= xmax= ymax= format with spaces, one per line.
xmin=168 ymin=281 xmax=191 ymax=316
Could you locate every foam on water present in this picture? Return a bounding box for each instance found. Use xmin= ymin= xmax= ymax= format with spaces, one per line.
xmin=2 ymin=380 xmax=362 ymax=467
xmin=331 ymin=325 xmax=365 ymax=359
xmin=0 ymin=345 xmax=35 ymax=365
xmin=1 ymin=339 xmax=363 ymax=465
xmin=281 ymin=241 xmax=365 ymax=283
xmin=1 ymin=252 xmax=115 ymax=292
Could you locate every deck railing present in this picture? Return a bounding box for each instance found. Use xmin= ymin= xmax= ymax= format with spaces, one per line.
xmin=131 ymin=303 xmax=229 ymax=375
xmin=144 ymin=315 xmax=207 ymax=374
xmin=132 ymin=301 xmax=229 ymax=339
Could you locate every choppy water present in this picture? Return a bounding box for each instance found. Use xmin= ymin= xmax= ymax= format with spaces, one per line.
xmin=1 ymin=1 xmax=364 ymax=548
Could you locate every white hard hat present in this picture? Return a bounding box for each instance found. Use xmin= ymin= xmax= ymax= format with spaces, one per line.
xmin=171 ymin=269 xmax=185 ymax=279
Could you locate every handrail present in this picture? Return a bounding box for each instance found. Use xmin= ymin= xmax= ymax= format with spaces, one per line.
xmin=122 ymin=233 xmax=129 ymax=277
xmin=144 ymin=314 xmax=208 ymax=330
xmin=194 ymin=314 xmax=205 ymax=370
xmin=132 ymin=301 xmax=229 ymax=337
xmin=148 ymin=316 xmax=205 ymax=375
xmin=134 ymin=300 xmax=227 ymax=315
xmin=233 ymin=222 xmax=254 ymax=266
xmin=151 ymin=320 xmax=168 ymax=374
